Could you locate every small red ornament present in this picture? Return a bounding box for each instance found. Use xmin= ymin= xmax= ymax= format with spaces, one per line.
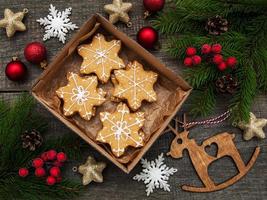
xmin=192 ymin=55 xmax=202 ymax=65
xmin=226 ymin=57 xmax=237 ymax=68
xmin=183 ymin=57 xmax=193 ymax=67
xmin=50 ymin=166 xmax=61 ymax=177
xmin=56 ymin=176 xmax=62 ymax=183
xmin=32 ymin=158 xmax=44 ymax=168
xmin=46 ymin=176 xmax=56 ymax=186
xmin=24 ymin=42 xmax=47 ymax=65
xmin=137 ymin=26 xmax=158 ymax=49
xmin=143 ymin=0 xmax=165 ymax=13
xmin=35 ymin=167 xmax=46 ymax=177
xmin=47 ymin=150 xmax=57 ymax=160
xmin=57 ymin=152 xmax=67 ymax=162
xmin=213 ymin=54 xmax=224 ymax=65
xmin=19 ymin=168 xmax=29 ymax=177
xmin=211 ymin=44 xmax=222 ymax=54
xmin=53 ymin=160 xmax=63 ymax=167
xmin=5 ymin=58 xmax=27 ymax=81
xmin=41 ymin=152 xmax=48 ymax=162
xmin=201 ymin=44 xmax=212 ymax=54
xmin=217 ymin=62 xmax=227 ymax=71
xmin=186 ymin=47 xmax=197 ymax=56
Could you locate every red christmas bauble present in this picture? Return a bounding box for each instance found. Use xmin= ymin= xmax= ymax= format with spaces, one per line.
xmin=46 ymin=176 xmax=56 ymax=186
xmin=192 ymin=55 xmax=202 ymax=65
xmin=19 ymin=168 xmax=29 ymax=177
xmin=217 ymin=62 xmax=227 ymax=71
xmin=183 ymin=57 xmax=193 ymax=67
xmin=5 ymin=58 xmax=27 ymax=81
xmin=143 ymin=0 xmax=165 ymax=12
xmin=32 ymin=158 xmax=44 ymax=168
xmin=226 ymin=57 xmax=237 ymax=68
xmin=213 ymin=54 xmax=224 ymax=65
xmin=185 ymin=47 xmax=197 ymax=56
xmin=47 ymin=150 xmax=57 ymax=160
xmin=50 ymin=167 xmax=61 ymax=178
xmin=211 ymin=44 xmax=222 ymax=54
xmin=53 ymin=160 xmax=63 ymax=167
xmin=57 ymin=152 xmax=67 ymax=162
xmin=41 ymin=152 xmax=48 ymax=162
xmin=24 ymin=42 xmax=47 ymax=64
xmin=137 ymin=27 xmax=158 ymax=49
xmin=35 ymin=167 xmax=46 ymax=177
xmin=201 ymin=44 xmax=212 ymax=54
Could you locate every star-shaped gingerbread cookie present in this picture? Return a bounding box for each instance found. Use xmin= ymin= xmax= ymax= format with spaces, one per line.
xmin=0 ymin=8 xmax=27 ymax=37
xmin=113 ymin=61 xmax=158 ymax=110
xmin=56 ymin=72 xmax=106 ymax=121
xmin=238 ymin=112 xmax=267 ymax=140
xmin=96 ymin=103 xmax=145 ymax=157
xmin=78 ymin=34 xmax=125 ymax=83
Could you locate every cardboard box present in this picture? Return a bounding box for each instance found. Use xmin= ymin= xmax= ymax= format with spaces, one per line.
xmin=32 ymin=14 xmax=191 ymax=173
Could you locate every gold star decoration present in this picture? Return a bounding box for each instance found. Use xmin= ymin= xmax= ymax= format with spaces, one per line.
xmin=104 ymin=0 xmax=133 ymax=27
xmin=238 ymin=112 xmax=267 ymax=140
xmin=78 ymin=156 xmax=106 ymax=186
xmin=0 ymin=8 xmax=28 ymax=37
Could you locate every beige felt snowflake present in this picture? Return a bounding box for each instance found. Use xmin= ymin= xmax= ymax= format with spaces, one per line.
xmin=56 ymin=72 xmax=106 ymax=121
xmin=96 ymin=103 xmax=145 ymax=157
xmin=113 ymin=61 xmax=158 ymax=110
xmin=78 ymin=34 xmax=125 ymax=83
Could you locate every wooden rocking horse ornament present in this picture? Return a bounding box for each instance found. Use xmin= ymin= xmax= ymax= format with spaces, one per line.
xmin=167 ymin=115 xmax=260 ymax=193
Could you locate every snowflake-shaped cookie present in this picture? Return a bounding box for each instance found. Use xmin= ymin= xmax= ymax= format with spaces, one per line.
xmin=113 ymin=61 xmax=158 ymax=110
xmin=56 ymin=72 xmax=106 ymax=121
xmin=78 ymin=34 xmax=125 ymax=83
xmin=37 ymin=4 xmax=78 ymax=43
xmin=96 ymin=103 xmax=145 ymax=157
xmin=133 ymin=153 xmax=177 ymax=196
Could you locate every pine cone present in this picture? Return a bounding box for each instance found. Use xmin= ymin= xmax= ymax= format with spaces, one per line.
xmin=215 ymin=75 xmax=238 ymax=94
xmin=205 ymin=15 xmax=228 ymax=35
xmin=21 ymin=130 xmax=43 ymax=151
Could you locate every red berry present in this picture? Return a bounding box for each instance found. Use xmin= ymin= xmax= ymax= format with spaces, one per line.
xmin=56 ymin=177 xmax=62 ymax=183
xmin=32 ymin=158 xmax=44 ymax=168
xmin=186 ymin=47 xmax=197 ymax=56
xmin=201 ymin=44 xmax=212 ymax=54
xmin=213 ymin=54 xmax=224 ymax=65
xmin=35 ymin=167 xmax=46 ymax=177
xmin=41 ymin=152 xmax=48 ymax=161
xmin=226 ymin=57 xmax=237 ymax=68
xmin=53 ymin=160 xmax=63 ymax=167
xmin=47 ymin=150 xmax=57 ymax=160
xmin=192 ymin=55 xmax=202 ymax=65
xmin=46 ymin=176 xmax=56 ymax=186
xmin=50 ymin=166 xmax=61 ymax=177
xmin=57 ymin=152 xmax=67 ymax=162
xmin=217 ymin=62 xmax=227 ymax=71
xmin=183 ymin=57 xmax=193 ymax=67
xmin=211 ymin=44 xmax=222 ymax=54
xmin=18 ymin=168 xmax=29 ymax=177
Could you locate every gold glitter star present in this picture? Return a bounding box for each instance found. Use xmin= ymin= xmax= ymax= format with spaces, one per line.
xmin=78 ymin=156 xmax=106 ymax=185
xmin=238 ymin=112 xmax=267 ymax=140
xmin=0 ymin=8 xmax=28 ymax=37
xmin=104 ymin=0 xmax=133 ymax=26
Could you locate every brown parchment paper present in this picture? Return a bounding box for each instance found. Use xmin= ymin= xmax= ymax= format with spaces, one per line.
xmin=32 ymin=14 xmax=191 ymax=173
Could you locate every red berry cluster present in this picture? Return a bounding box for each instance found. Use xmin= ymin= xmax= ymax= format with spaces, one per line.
xmin=183 ymin=44 xmax=237 ymax=71
xmin=18 ymin=150 xmax=67 ymax=186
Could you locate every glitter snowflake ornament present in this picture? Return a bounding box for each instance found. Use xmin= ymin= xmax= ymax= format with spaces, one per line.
xmin=37 ymin=4 xmax=78 ymax=43
xmin=133 ymin=153 xmax=177 ymax=196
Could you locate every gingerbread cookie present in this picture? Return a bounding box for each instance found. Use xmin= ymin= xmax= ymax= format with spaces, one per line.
xmin=78 ymin=33 xmax=125 ymax=83
xmin=96 ymin=103 xmax=145 ymax=157
xmin=112 ymin=61 xmax=158 ymax=110
xmin=56 ymin=72 xmax=106 ymax=121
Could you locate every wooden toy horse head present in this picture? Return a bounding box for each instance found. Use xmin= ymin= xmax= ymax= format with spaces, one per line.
xmin=167 ymin=116 xmax=260 ymax=193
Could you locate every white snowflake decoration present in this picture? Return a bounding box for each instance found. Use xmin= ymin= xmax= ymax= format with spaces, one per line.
xmin=133 ymin=153 xmax=177 ymax=196
xmin=37 ymin=4 xmax=78 ymax=43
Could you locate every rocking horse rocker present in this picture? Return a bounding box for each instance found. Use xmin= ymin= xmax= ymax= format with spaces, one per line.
xmin=167 ymin=115 xmax=260 ymax=193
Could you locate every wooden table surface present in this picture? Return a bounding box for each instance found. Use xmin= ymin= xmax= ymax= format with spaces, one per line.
xmin=0 ymin=1 xmax=266 ymax=199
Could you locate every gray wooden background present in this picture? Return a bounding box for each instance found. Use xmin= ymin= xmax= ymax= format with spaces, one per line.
xmin=0 ymin=0 xmax=266 ymax=199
